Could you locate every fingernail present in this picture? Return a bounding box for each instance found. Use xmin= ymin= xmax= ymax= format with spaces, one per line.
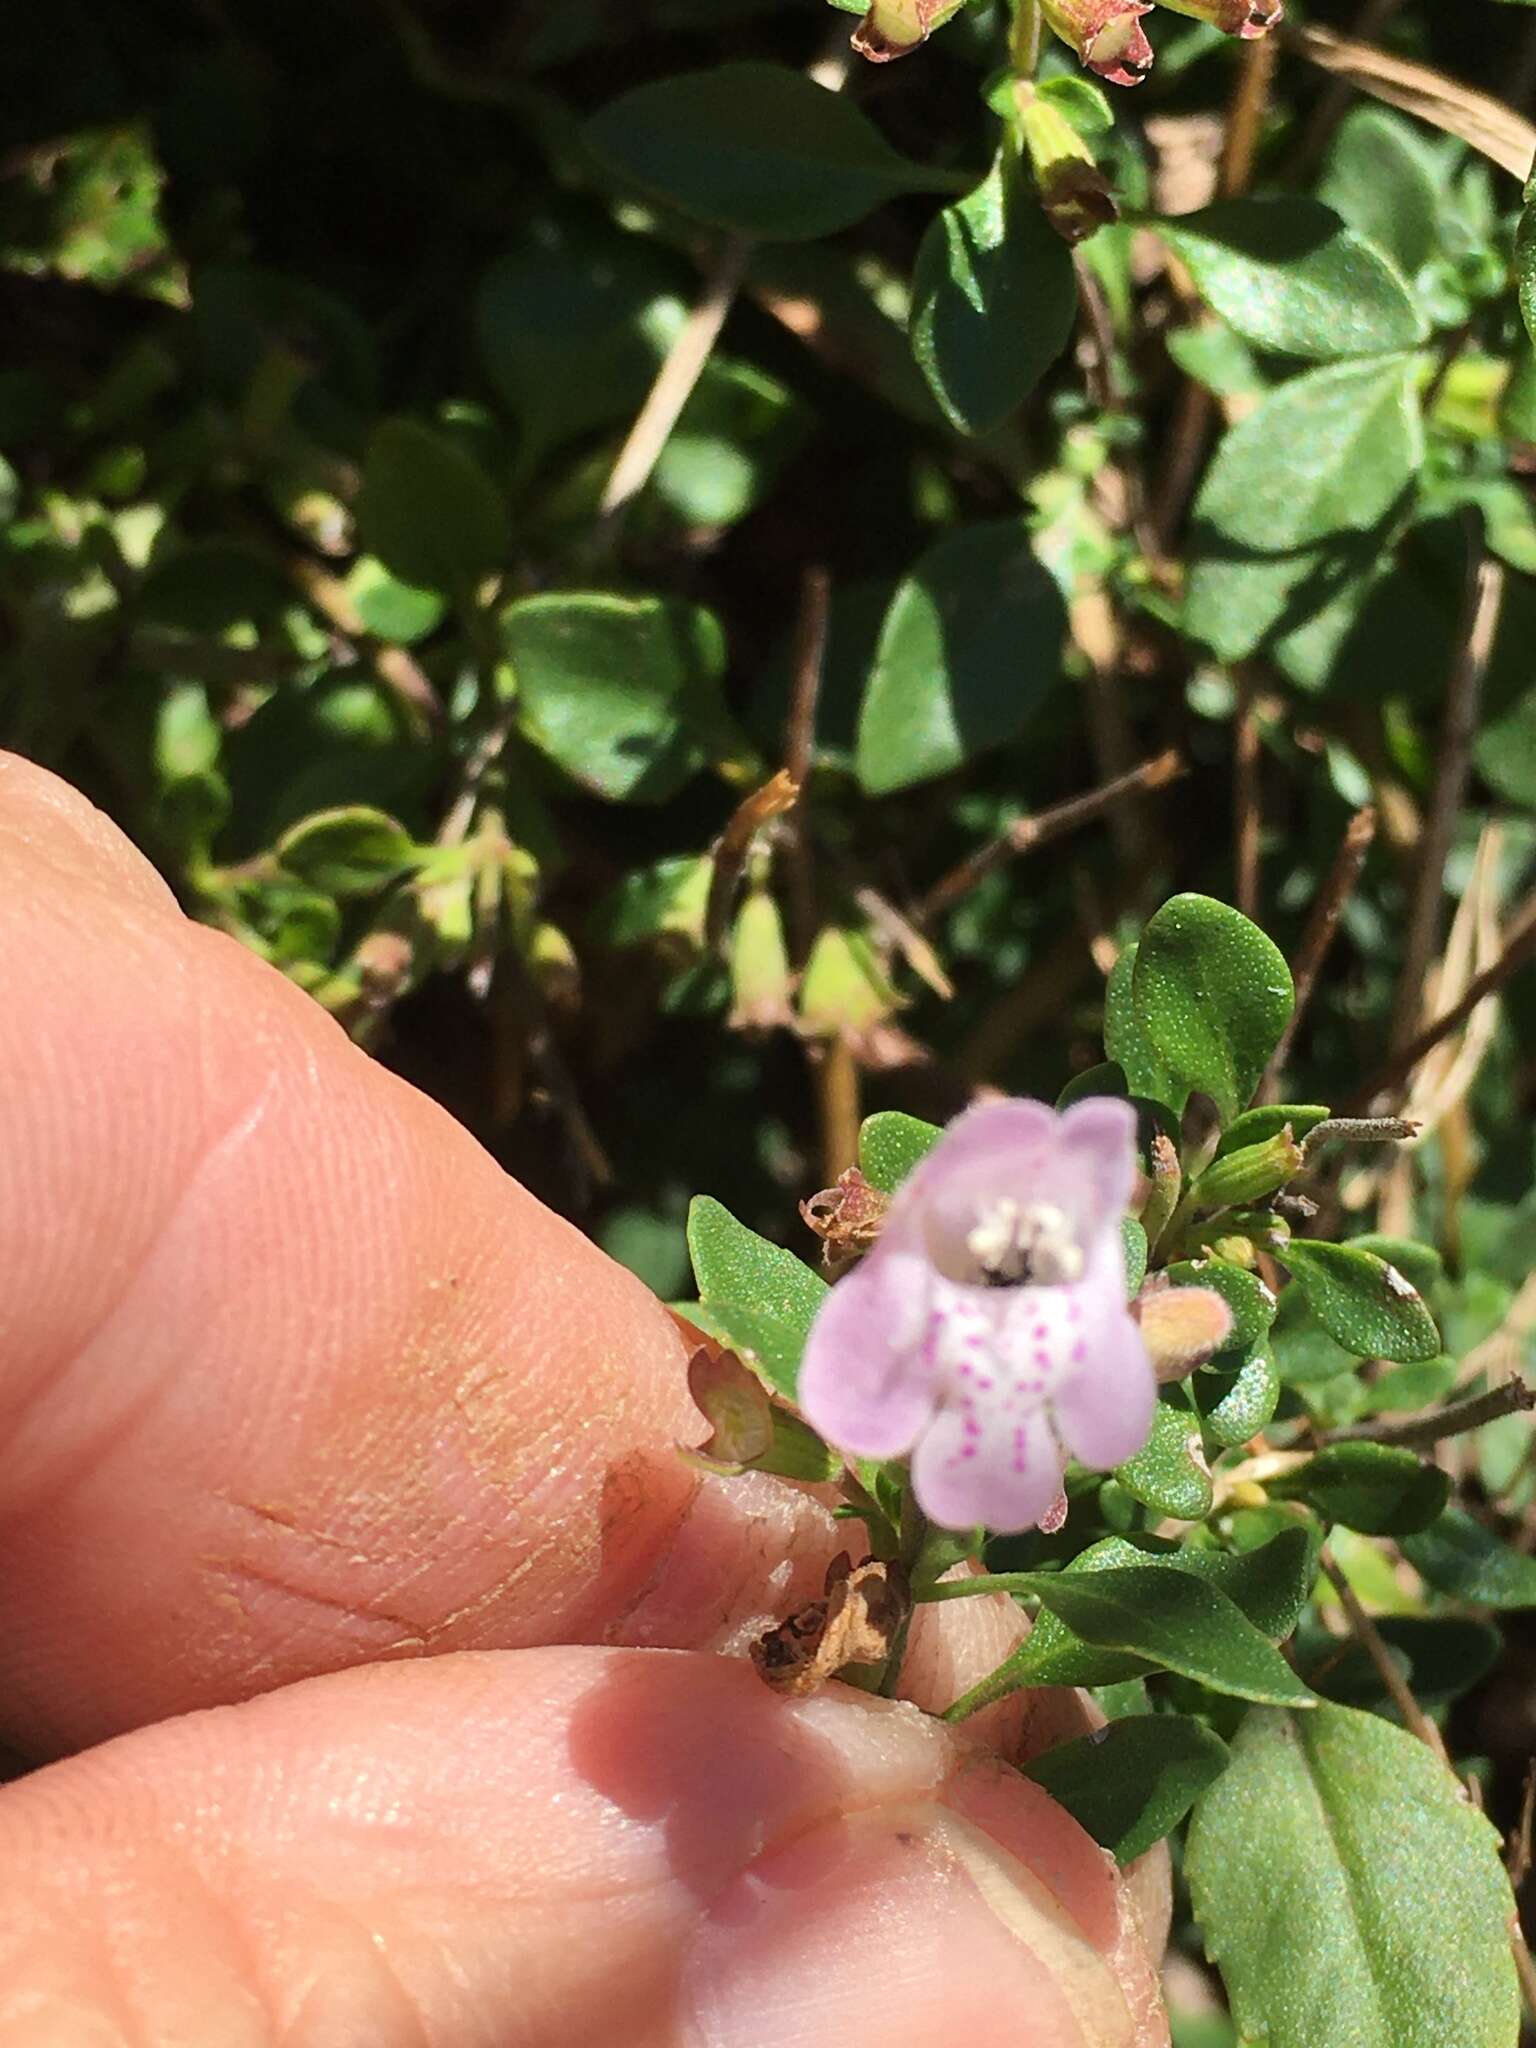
xmin=680 ymin=1794 xmax=1141 ymax=2048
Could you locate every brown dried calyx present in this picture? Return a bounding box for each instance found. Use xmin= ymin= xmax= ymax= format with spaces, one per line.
xmin=751 ymin=1552 xmax=911 ymax=1697
xmin=800 ymin=1166 xmax=889 ymax=1272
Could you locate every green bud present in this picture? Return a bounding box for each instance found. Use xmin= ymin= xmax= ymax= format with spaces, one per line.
xmin=797 ymin=928 xmax=900 ymax=1048
xmin=1015 ymin=92 xmax=1118 ymax=244
xmin=1193 ymin=1127 xmax=1303 ymax=1211
xmin=729 ymin=885 xmax=795 ymax=1033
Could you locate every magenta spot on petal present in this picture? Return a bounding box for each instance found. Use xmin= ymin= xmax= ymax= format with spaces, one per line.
xmin=1035 ymin=1348 xmax=1050 ymax=1366
xmin=1071 ymin=1341 xmax=1087 ymax=1363
xmin=1068 ymin=1301 xmax=1082 ymax=1323
xmin=961 ymin=1444 xmax=977 ymax=1458
xmin=975 ymin=1376 xmax=994 ymax=1390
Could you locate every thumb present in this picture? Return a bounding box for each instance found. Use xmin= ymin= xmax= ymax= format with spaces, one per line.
xmin=0 ymin=1646 xmax=1168 ymax=2047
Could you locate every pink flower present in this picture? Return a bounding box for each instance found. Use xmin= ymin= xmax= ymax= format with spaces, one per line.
xmin=1041 ymin=0 xmax=1156 ymax=87
xmin=798 ymin=1098 xmax=1156 ymax=1534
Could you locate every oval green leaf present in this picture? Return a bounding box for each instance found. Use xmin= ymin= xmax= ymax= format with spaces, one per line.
xmin=1280 ymin=1239 xmax=1441 ymax=1362
xmin=1187 ymin=1702 xmax=1518 ymax=2048
xmin=685 ymin=1195 xmax=828 ymax=1399
xmin=858 ymin=1110 xmax=942 ymax=1195
xmin=1113 ymin=1398 xmax=1214 ymax=1521
xmin=584 ymin=63 xmax=947 ymax=242
xmin=1158 ymin=197 xmax=1425 ymax=361
xmin=357 ymin=417 xmax=512 ymax=597
xmin=1131 ymin=895 xmax=1294 ymax=1124
xmin=1402 ymin=1507 xmax=1536 ymax=1609
xmin=910 ymin=152 xmax=1077 ymax=437
xmin=855 ymin=521 xmax=1066 ymax=794
xmin=507 ymin=592 xmax=730 ymax=805
xmin=275 ymin=805 xmax=418 ymax=900
xmin=1271 ymin=1442 xmax=1449 ymax=1535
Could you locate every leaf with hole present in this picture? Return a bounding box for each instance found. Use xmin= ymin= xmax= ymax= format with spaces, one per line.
xmin=1280 ymin=1239 xmax=1440 ymax=1362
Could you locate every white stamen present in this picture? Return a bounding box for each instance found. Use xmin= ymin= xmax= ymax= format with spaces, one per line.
xmin=966 ymin=1198 xmax=1083 ymax=1286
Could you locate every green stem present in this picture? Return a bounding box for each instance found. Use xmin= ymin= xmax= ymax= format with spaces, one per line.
xmin=912 ymin=1570 xmax=1042 ymax=1605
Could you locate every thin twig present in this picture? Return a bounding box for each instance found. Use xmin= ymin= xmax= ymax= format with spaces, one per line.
xmin=814 ymin=1038 xmax=862 ymax=1185
xmin=594 ymin=236 xmax=751 ymax=535
xmin=1320 ymin=1552 xmax=1451 ymax=1767
xmin=1219 ymin=26 xmax=1278 ymax=198
xmin=854 ymin=886 xmax=953 ymax=1000
xmin=917 ymin=749 xmax=1185 ymax=925
xmin=1318 ymin=1378 xmax=1534 ymax=1449
xmin=1509 ymin=1762 xmax=1536 ymax=1891
xmin=1258 ymin=805 xmax=1377 ymax=1101
xmin=1234 ymin=675 xmax=1261 ymax=920
xmin=1388 ymin=549 xmax=1505 ymax=1052
xmin=781 ymin=566 xmax=831 ymax=967
xmin=703 ymin=770 xmax=801 ymax=956
xmin=1347 ymin=887 xmax=1536 ymax=1109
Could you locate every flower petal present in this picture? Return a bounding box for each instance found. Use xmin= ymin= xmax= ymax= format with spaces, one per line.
xmin=1050 ymin=1307 xmax=1156 ymax=1470
xmin=796 ymin=1253 xmax=935 ymax=1459
xmin=911 ymin=1399 xmax=1064 ymax=1534
xmin=1057 ymin=1095 xmax=1139 ymax=1235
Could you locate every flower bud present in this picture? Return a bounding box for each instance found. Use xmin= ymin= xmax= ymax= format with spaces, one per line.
xmin=1193 ymin=1127 xmax=1303 ymax=1211
xmin=1040 ymin=0 xmax=1154 ymax=87
xmin=1015 ymin=92 xmax=1118 ymax=244
xmin=850 ymin=0 xmax=967 ymax=62
xmin=797 ymin=927 xmax=900 ymax=1050
xmin=1156 ymin=0 xmax=1281 ymax=38
xmin=1131 ymin=1280 xmax=1235 ymax=1381
xmin=729 ymin=883 xmax=795 ymax=1033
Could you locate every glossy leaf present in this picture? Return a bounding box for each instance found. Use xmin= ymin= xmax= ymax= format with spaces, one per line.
xmin=1403 ymin=1508 xmax=1536 ymax=1608
xmin=685 ymin=1196 xmax=828 ymax=1399
xmin=911 ymin=152 xmax=1077 ymax=437
xmin=1114 ymin=1397 xmax=1214 ymax=1521
xmin=507 ymin=593 xmax=730 ymax=804
xmin=857 ymin=1110 xmax=942 ymax=1194
xmin=1158 ymin=198 xmax=1425 ymax=360
xmin=1187 ymin=1703 xmax=1518 ymax=2048
xmin=1215 ymin=1104 xmax=1330 ymax=1158
xmin=584 ymin=64 xmax=946 ymax=241
xmin=1104 ymin=945 xmax=1183 ymax=1111
xmin=1022 ymin=1715 xmax=1231 ymax=1865
xmin=1271 ymin=1443 xmax=1449 ymax=1535
xmin=1197 ymin=1345 xmax=1282 ymax=1447
xmin=855 ymin=522 xmax=1066 ymax=794
xmin=1280 ymin=1240 xmax=1441 ymax=1362
xmin=1186 ymin=356 xmax=1424 ymax=662
xmin=1131 ymin=895 xmax=1293 ymax=1124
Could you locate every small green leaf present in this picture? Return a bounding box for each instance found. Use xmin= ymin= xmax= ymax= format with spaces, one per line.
xmin=1021 ymin=1566 xmax=1315 ymax=1706
xmin=275 ymin=805 xmax=418 ymax=899
xmin=1114 ymin=1398 xmax=1213 ymax=1521
xmin=1309 ymin=1615 xmax=1501 ymax=1715
xmin=1022 ymin=1715 xmax=1231 ymax=1865
xmin=1215 ymin=1104 xmax=1330 ymax=1158
xmin=357 ymin=417 xmax=512 ymax=596
xmin=1104 ymin=945 xmax=1184 ymax=1111
xmin=857 ymin=1110 xmax=942 ymax=1194
xmin=507 ymin=592 xmax=730 ymax=805
xmin=1319 ymin=106 xmax=1443 ymax=279
xmin=1131 ymin=895 xmax=1293 ymax=1123
xmin=1280 ymin=1240 xmax=1441 ymax=1362
xmin=1187 ymin=1702 xmax=1518 ymax=2048
xmin=855 ymin=521 xmax=1066 ymax=794
xmin=685 ymin=1196 xmax=828 ymax=1399
xmin=1197 ymin=1345 xmax=1282 ymax=1448
xmin=584 ymin=63 xmax=947 ymax=242
xmin=344 ymin=557 xmax=445 ymax=644
xmin=1403 ymin=1507 xmax=1536 ymax=1609
xmin=1348 ymin=1234 xmax=1443 ymax=1296
xmin=1271 ymin=1442 xmax=1449 ymax=1535
xmin=1158 ymin=198 xmax=1425 ymax=361
xmin=1186 ymin=355 xmax=1425 ymax=662
xmin=910 ymin=152 xmax=1077 ymax=437
xmin=1182 ymin=1525 xmax=1319 ymax=1642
